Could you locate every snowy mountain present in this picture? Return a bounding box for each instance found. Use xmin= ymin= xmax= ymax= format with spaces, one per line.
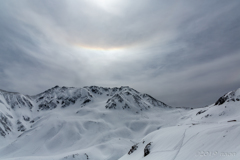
xmin=0 ymin=86 xmax=182 ymax=160
xmin=0 ymin=86 xmax=239 ymax=160
xmin=120 ymin=88 xmax=240 ymax=160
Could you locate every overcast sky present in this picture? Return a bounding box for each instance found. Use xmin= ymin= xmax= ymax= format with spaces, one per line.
xmin=1 ymin=0 xmax=240 ymax=108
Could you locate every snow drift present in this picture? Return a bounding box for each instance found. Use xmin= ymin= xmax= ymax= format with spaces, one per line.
xmin=0 ymin=86 xmax=240 ymax=160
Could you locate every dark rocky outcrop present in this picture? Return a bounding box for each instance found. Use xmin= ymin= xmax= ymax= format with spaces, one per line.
xmin=17 ymin=120 xmax=26 ymax=132
xmin=215 ymin=89 xmax=240 ymax=106
xmin=144 ymin=142 xmax=152 ymax=157
xmin=128 ymin=144 xmax=138 ymax=155
xmin=196 ymin=110 xmax=207 ymax=115
xmin=0 ymin=113 xmax=12 ymax=137
xmin=215 ymin=96 xmax=228 ymax=105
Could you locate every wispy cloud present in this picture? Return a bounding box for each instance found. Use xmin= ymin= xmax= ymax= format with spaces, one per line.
xmin=0 ymin=0 xmax=240 ymax=107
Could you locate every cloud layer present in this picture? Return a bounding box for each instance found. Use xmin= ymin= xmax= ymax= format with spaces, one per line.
xmin=1 ymin=0 xmax=240 ymax=107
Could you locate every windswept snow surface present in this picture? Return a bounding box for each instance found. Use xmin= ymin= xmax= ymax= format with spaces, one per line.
xmin=120 ymin=88 xmax=240 ymax=160
xmin=0 ymin=86 xmax=185 ymax=160
xmin=0 ymin=86 xmax=240 ymax=160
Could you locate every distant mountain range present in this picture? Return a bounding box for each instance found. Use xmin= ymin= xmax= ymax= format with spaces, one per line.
xmin=0 ymin=86 xmax=239 ymax=160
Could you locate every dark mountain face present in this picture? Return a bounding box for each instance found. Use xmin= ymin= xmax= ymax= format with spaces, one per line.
xmin=0 ymin=112 xmax=12 ymax=137
xmin=215 ymin=89 xmax=240 ymax=105
xmin=105 ymin=91 xmax=169 ymax=110
xmin=0 ymin=90 xmax=33 ymax=110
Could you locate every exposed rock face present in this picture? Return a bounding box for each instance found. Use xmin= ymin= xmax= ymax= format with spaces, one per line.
xmin=105 ymin=88 xmax=169 ymax=110
xmin=196 ymin=110 xmax=207 ymax=115
xmin=144 ymin=142 xmax=152 ymax=157
xmin=128 ymin=144 xmax=139 ymax=155
xmin=0 ymin=86 xmax=171 ymax=138
xmin=34 ymin=86 xmax=93 ymax=110
xmin=17 ymin=120 xmax=26 ymax=132
xmin=215 ymin=95 xmax=229 ymax=105
xmin=0 ymin=112 xmax=12 ymax=137
xmin=215 ymin=88 xmax=240 ymax=105
xmin=0 ymin=89 xmax=33 ymax=110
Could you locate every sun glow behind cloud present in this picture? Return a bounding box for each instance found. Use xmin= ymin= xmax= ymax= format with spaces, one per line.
xmin=1 ymin=0 xmax=240 ymax=108
xmin=73 ymin=44 xmax=125 ymax=51
xmin=86 ymin=0 xmax=124 ymax=15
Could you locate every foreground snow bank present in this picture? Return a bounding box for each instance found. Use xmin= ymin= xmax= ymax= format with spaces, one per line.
xmin=120 ymin=122 xmax=240 ymax=160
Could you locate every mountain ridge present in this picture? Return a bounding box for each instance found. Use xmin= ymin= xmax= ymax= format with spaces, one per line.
xmin=0 ymin=85 xmax=177 ymax=160
xmin=1 ymin=86 xmax=239 ymax=160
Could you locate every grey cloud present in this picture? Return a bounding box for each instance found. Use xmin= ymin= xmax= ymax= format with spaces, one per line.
xmin=13 ymin=0 xmax=196 ymax=49
xmin=134 ymin=53 xmax=240 ymax=107
xmin=0 ymin=0 xmax=240 ymax=108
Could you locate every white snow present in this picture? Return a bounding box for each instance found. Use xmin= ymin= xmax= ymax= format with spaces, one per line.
xmin=0 ymin=86 xmax=240 ymax=160
xmin=119 ymin=88 xmax=240 ymax=160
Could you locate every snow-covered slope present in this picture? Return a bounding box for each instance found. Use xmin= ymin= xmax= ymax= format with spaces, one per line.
xmin=119 ymin=88 xmax=240 ymax=160
xmin=181 ymin=88 xmax=240 ymax=124
xmin=0 ymin=86 xmax=186 ymax=160
xmin=1 ymin=86 xmax=240 ymax=160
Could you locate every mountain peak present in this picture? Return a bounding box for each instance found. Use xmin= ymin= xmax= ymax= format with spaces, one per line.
xmin=215 ymin=88 xmax=240 ymax=105
xmin=0 ymin=89 xmax=20 ymax=95
xmin=0 ymin=85 xmax=170 ymax=112
xmin=105 ymin=87 xmax=170 ymax=110
xmin=1 ymin=86 xmax=240 ymax=160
